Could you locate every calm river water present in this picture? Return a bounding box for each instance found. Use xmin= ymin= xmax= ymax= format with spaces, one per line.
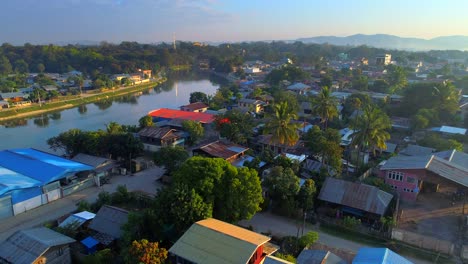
xmin=0 ymin=72 xmax=221 ymax=151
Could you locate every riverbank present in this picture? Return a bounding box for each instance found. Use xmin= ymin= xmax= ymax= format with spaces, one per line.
xmin=0 ymin=78 xmax=167 ymax=122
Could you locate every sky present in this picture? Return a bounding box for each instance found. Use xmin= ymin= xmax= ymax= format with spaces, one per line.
xmin=1 ymin=0 xmax=468 ymax=45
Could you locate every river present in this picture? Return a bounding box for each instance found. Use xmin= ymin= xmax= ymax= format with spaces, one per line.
xmin=0 ymin=72 xmax=222 ymax=152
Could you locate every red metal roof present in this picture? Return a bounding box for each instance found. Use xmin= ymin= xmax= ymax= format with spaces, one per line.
xmin=149 ymin=108 xmax=214 ymax=124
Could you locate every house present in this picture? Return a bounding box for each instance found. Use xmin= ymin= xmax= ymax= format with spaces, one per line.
xmin=318 ymin=177 xmax=393 ymax=220
xmin=255 ymin=134 xmax=305 ymax=155
xmin=379 ymin=150 xmax=468 ymax=201
xmin=339 ymin=128 xmax=356 ymax=146
xmin=88 ymin=205 xmax=129 ymax=246
xmin=399 ymin=144 xmax=435 ymax=156
xmin=0 ymin=227 xmax=75 ymax=264
xmin=180 ymin=102 xmax=209 ymax=112
xmin=138 ymin=126 xmax=186 ymax=152
xmin=141 ymin=69 xmax=152 ymax=79
xmin=193 ymin=141 xmax=249 ymax=163
xmin=169 ymin=218 xmax=279 ymax=264
xmin=390 ymin=117 xmax=411 ymax=130
xmin=42 ymin=85 xmax=58 ymax=92
xmin=238 ymin=98 xmax=266 ymax=114
xmin=71 ymin=153 xmax=119 ymax=182
xmin=0 ymin=92 xmax=29 ymax=102
xmin=352 ymin=248 xmax=412 ymax=264
xmin=149 ymin=108 xmax=215 ymax=124
xmin=302 ymin=159 xmax=336 ymax=178
xmin=297 ymin=249 xmax=347 ymax=264
xmin=0 ymin=148 xmax=93 ymax=219
xmin=287 ymin=83 xmax=311 ymax=95
xmin=376 ymin=54 xmax=392 ymax=66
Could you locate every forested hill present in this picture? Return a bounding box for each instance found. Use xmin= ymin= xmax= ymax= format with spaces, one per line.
xmin=0 ymin=41 xmax=467 ymax=76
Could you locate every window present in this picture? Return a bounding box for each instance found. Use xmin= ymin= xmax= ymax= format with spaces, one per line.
xmin=403 ymin=188 xmax=414 ymax=193
xmin=387 ymin=171 xmax=404 ymax=181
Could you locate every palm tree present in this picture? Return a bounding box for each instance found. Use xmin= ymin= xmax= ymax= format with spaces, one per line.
xmin=350 ymin=105 xmax=391 ymax=157
xmin=264 ymin=101 xmax=301 ymax=149
xmin=311 ymin=86 xmax=338 ymax=129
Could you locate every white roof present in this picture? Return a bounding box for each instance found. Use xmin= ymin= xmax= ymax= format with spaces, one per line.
xmin=74 ymin=211 xmax=96 ymax=220
xmin=287 ymin=83 xmax=310 ymax=90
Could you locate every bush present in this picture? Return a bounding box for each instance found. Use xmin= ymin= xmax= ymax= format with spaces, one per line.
xmin=281 ymin=236 xmax=300 ymax=256
xmin=299 ymin=231 xmax=319 ymax=248
xmin=77 ymin=200 xmax=91 ymax=212
xmin=343 ymin=216 xmax=361 ymax=229
xmin=275 ymin=253 xmax=297 ymax=263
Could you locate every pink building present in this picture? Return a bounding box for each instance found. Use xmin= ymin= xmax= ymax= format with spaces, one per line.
xmin=379 ymin=150 xmax=468 ymax=201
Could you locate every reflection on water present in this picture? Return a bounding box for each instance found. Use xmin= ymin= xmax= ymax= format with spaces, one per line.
xmin=0 ymin=72 xmax=220 ymax=151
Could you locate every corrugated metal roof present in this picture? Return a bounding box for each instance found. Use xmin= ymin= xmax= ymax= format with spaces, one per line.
xmin=0 ymin=149 xmax=93 ymax=189
xmin=169 ymin=218 xmax=271 ymax=264
xmin=400 ymin=144 xmax=435 ymax=156
xmin=297 ymin=249 xmax=346 ymax=264
xmin=138 ymin=126 xmax=173 ymax=139
xmin=380 ymin=155 xmax=431 ymax=170
xmin=0 ymin=227 xmax=75 ymax=264
xmin=352 ymin=248 xmax=413 ymax=264
xmin=0 ymin=165 xmax=42 ymax=196
xmin=433 ymin=125 xmax=467 ymax=135
xmin=71 ymin=153 xmax=113 ymax=168
xmin=427 ymin=157 xmax=468 ymax=187
xmin=197 ymin=141 xmax=248 ymax=160
xmin=180 ymin=102 xmax=209 ymax=111
xmin=264 ymin=255 xmax=294 ymax=264
xmin=318 ymin=177 xmax=393 ymax=216
xmin=149 ymin=108 xmax=214 ymax=123
xmin=58 ymin=211 xmax=96 ymax=229
xmin=89 ymin=205 xmax=129 ymax=239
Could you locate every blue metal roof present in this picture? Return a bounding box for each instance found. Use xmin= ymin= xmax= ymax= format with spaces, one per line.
xmin=0 ymin=149 xmax=93 ymax=196
xmin=0 ymin=166 xmax=41 ymax=196
xmin=0 ymin=149 xmax=93 ymax=184
xmin=353 ymin=248 xmax=413 ymax=264
xmin=81 ymin=236 xmax=99 ymax=248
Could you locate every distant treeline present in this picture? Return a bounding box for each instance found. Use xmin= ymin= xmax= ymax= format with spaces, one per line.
xmin=1 ymin=41 xmax=468 ymax=76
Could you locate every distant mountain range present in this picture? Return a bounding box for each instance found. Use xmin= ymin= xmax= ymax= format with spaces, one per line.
xmin=296 ymin=34 xmax=468 ymax=51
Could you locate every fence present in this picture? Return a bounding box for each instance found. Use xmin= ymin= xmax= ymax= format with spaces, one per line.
xmin=62 ymin=177 xmax=95 ymax=197
xmin=392 ymin=228 xmax=454 ymax=255
xmin=357 ymin=168 xmax=374 ymax=181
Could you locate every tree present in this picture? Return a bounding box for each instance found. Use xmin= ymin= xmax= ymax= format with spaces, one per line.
xmin=36 ymin=63 xmax=45 ymax=73
xmin=0 ymin=56 xmax=12 ymax=75
xmin=386 ymin=65 xmax=408 ymax=93
xmin=350 ymin=105 xmax=391 ymax=156
xmin=153 ymin=146 xmax=189 ymax=175
xmin=297 ymin=179 xmax=317 ymax=213
xmin=182 ymin=120 xmax=204 ymax=145
xmin=310 ymin=86 xmax=338 ymax=129
xmin=264 ymin=101 xmax=300 ymax=147
xmin=263 ymin=166 xmax=300 ymax=216
xmin=417 ymin=133 xmax=463 ymax=151
xmin=214 ymin=109 xmax=254 ymax=144
xmin=352 ymin=75 xmax=369 ymax=91
xmin=128 ymin=239 xmax=168 ymax=264
xmin=106 ymin=121 xmax=124 ymax=134
xmin=13 ymin=59 xmax=29 ymax=73
xmin=154 ymin=184 xmax=212 ymax=234
xmin=138 ymin=115 xmax=153 ymax=128
xmin=173 ymin=157 xmax=263 ymax=222
xmin=304 ymin=127 xmax=342 ymax=175
xmin=265 ymin=65 xmax=308 ymax=85
xmin=189 ymin=91 xmax=209 ymax=104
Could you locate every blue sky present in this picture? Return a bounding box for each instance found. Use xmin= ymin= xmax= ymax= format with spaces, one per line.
xmin=1 ymin=0 xmax=468 ymax=44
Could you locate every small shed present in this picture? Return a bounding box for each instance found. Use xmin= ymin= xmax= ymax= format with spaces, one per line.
xmin=81 ymin=236 xmax=99 ymax=255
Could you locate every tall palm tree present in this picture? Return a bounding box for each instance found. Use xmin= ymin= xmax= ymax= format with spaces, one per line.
xmin=350 ymin=105 xmax=391 ymax=156
xmin=311 ymin=86 xmax=338 ymax=129
xmin=264 ymin=101 xmax=301 ymax=148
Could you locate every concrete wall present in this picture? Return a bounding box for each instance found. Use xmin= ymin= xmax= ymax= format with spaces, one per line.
xmin=392 ymin=228 xmax=454 ymax=255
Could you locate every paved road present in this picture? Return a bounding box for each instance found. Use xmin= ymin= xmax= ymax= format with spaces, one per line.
xmin=0 ymin=166 xmax=164 ymax=241
xmin=240 ymin=212 xmax=432 ymax=264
